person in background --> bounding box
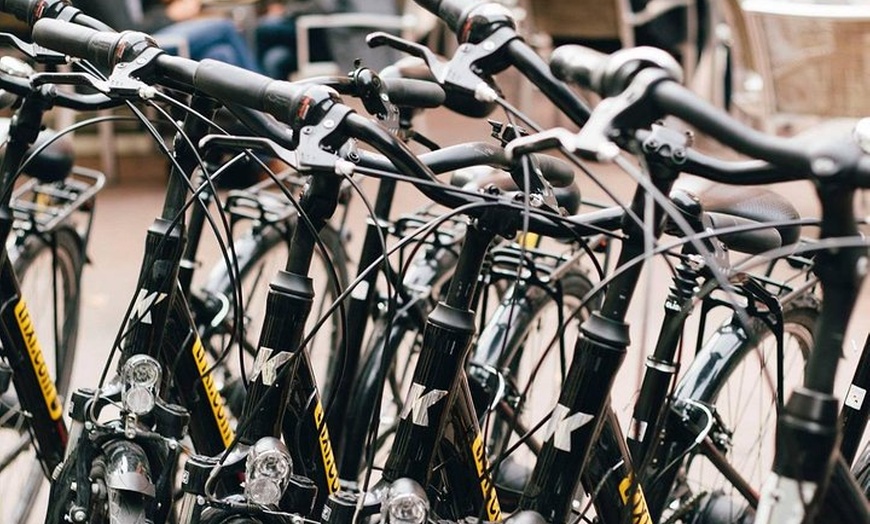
[255,0,331,79]
[74,0,261,72]
[255,0,402,80]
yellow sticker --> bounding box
[471,433,502,522]
[191,338,234,447]
[618,475,653,524]
[314,401,340,493]
[15,299,63,420]
[517,232,541,249]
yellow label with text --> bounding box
[314,401,340,493]
[618,475,653,524]
[471,433,502,522]
[191,338,234,447]
[517,232,541,249]
[15,299,63,420]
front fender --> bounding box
[103,440,156,497]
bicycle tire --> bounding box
[658,292,820,523]
[199,220,349,414]
[479,268,595,512]
[1,225,84,524]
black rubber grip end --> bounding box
[32,18,116,68]
[549,44,608,92]
[383,78,445,108]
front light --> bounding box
[121,354,162,415]
[245,437,292,506]
[383,478,429,524]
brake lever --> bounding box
[0,32,66,64]
[200,104,355,173]
[199,134,300,170]
[367,31,447,79]
[30,71,111,93]
[368,28,513,102]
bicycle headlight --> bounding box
[382,478,429,524]
[121,354,162,416]
[245,437,292,506]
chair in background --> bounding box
[718,0,870,135]
[526,0,700,81]
[292,0,437,79]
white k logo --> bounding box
[400,383,448,427]
[544,404,593,452]
[251,347,294,385]
[130,289,168,325]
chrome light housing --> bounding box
[121,354,162,416]
[245,437,292,506]
[382,478,429,524]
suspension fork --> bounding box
[382,221,498,513]
[227,169,343,513]
[519,164,677,524]
[123,95,217,366]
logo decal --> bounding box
[250,347,294,386]
[400,383,448,427]
[543,404,593,452]
[471,433,502,521]
[130,289,167,325]
[314,401,340,493]
[618,475,653,524]
[191,338,234,447]
[15,300,63,420]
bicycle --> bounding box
[0,51,108,522]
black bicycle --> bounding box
[0,51,107,522]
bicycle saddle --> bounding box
[0,117,73,183]
[671,177,801,255]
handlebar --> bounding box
[302,75,446,109]
[29,17,604,239]
[546,43,870,188]
[407,0,592,124]
[0,0,113,31]
[356,142,574,188]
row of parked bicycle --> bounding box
[0,0,867,523]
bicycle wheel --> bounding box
[478,268,595,510]
[199,219,348,414]
[660,293,819,523]
[1,225,83,524]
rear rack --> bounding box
[10,166,105,234]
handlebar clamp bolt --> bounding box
[811,157,838,177]
[71,508,87,522]
[857,256,868,277]
[854,118,870,154]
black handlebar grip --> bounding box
[549,44,608,93]
[0,0,34,24]
[414,0,483,33]
[382,78,445,108]
[32,18,118,69]
[533,154,575,188]
[194,59,274,111]
[193,59,306,123]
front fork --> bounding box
[381,221,500,520]
[756,185,868,523]
[519,166,676,523]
